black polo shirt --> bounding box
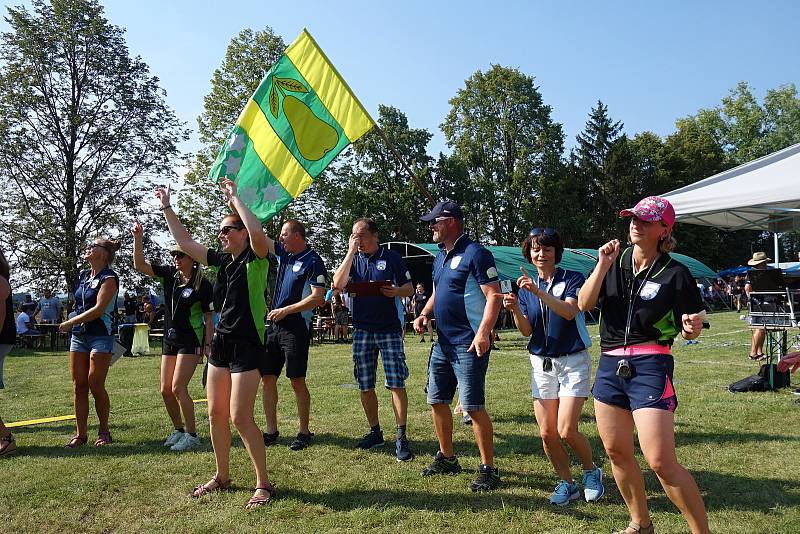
[598,248,704,351]
[152,264,213,346]
[207,247,269,344]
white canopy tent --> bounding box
[661,142,800,265]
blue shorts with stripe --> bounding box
[351,329,408,391]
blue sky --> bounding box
[9,1,800,158]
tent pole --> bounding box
[774,232,780,268]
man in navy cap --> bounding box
[414,201,502,491]
[333,217,416,462]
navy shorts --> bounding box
[426,342,490,412]
[208,332,267,375]
[264,321,311,379]
[592,353,677,412]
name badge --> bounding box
[90,279,99,289]
[182,288,193,298]
[292,261,302,272]
[552,282,566,298]
[640,281,661,300]
[450,256,462,269]
[376,260,387,271]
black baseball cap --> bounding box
[419,201,464,222]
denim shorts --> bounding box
[70,334,115,355]
[592,353,677,412]
[426,342,490,412]
[351,329,408,391]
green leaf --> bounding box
[275,77,308,93]
[269,84,279,118]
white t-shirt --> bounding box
[16,311,32,334]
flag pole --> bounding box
[373,126,437,208]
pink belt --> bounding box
[603,344,671,357]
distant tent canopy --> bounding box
[383,243,718,285]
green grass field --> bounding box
[1,311,799,533]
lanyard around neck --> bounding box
[623,255,660,348]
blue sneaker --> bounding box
[549,479,580,506]
[582,465,605,502]
[395,436,414,462]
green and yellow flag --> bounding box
[209,29,375,221]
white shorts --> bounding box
[530,349,591,400]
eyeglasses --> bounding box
[218,225,244,235]
[529,227,557,237]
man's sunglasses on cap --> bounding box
[530,227,557,237]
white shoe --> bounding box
[171,433,201,451]
[163,429,184,447]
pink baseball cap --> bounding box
[619,196,675,229]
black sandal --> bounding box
[246,483,277,509]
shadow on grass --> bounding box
[644,469,800,513]
[280,486,603,518]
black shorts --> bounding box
[163,338,200,356]
[264,321,311,379]
[208,332,267,374]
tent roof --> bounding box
[661,142,800,232]
[391,243,716,281]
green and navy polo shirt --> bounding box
[598,247,704,351]
[152,264,213,347]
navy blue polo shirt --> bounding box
[272,242,327,329]
[349,246,411,333]
[73,267,119,336]
[517,267,592,356]
[432,234,499,345]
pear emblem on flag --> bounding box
[269,77,339,161]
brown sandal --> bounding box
[613,521,654,534]
[246,483,277,509]
[190,475,232,498]
[94,431,113,447]
[0,433,17,457]
[64,435,88,449]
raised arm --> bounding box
[155,184,210,266]
[219,178,269,258]
[578,239,620,312]
[131,221,156,277]
[332,233,359,290]
[502,291,533,337]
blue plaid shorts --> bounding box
[352,329,408,391]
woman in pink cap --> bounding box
[579,196,709,534]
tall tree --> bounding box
[0,0,187,291]
[179,28,287,246]
[441,65,565,244]
[567,101,630,244]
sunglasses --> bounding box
[428,216,453,227]
[86,243,109,252]
[529,227,557,237]
[218,225,245,235]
